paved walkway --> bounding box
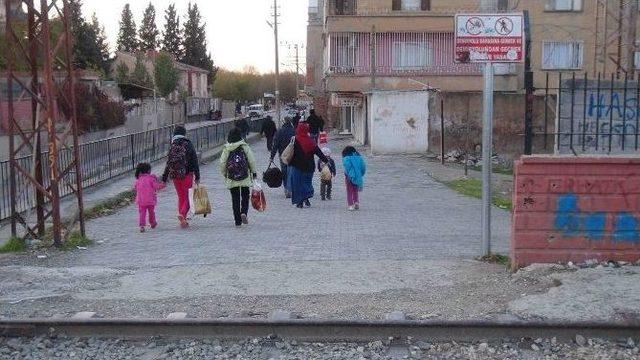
[0,137,518,320]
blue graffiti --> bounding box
[554,193,640,242]
[588,92,638,121]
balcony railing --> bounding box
[327,32,484,76]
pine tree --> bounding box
[182,3,214,80]
[130,55,153,88]
[139,2,159,52]
[91,13,112,76]
[117,4,138,53]
[161,4,183,59]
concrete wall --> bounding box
[428,92,555,160]
[369,90,429,154]
[511,156,640,269]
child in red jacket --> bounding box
[134,163,166,232]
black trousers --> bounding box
[266,135,274,152]
[230,186,250,225]
[320,179,332,199]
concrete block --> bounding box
[166,312,188,319]
[71,312,96,320]
[269,310,292,321]
[385,311,406,321]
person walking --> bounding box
[235,117,250,139]
[219,127,258,227]
[342,146,367,211]
[317,147,336,201]
[306,109,324,143]
[162,126,200,228]
[134,162,165,232]
[270,116,299,198]
[289,122,329,209]
[261,115,277,152]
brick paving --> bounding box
[77,137,510,269]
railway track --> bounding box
[2,318,639,342]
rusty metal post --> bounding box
[5,0,17,237]
[62,0,85,237]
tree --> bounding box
[117,4,138,52]
[130,55,152,88]
[161,4,183,59]
[182,3,214,81]
[139,2,159,51]
[90,13,112,76]
[68,1,111,75]
[154,52,179,97]
[115,62,130,83]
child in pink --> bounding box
[134,163,166,232]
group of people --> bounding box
[132,112,366,231]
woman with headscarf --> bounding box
[288,122,329,208]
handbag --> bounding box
[263,161,283,188]
[280,137,295,165]
[191,184,212,217]
[251,181,267,212]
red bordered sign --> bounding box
[455,13,524,63]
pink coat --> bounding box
[134,174,165,206]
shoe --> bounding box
[354,203,360,210]
[321,196,326,201]
[150,223,157,229]
[296,203,304,209]
[235,223,242,227]
[348,206,356,211]
[327,195,332,200]
[140,227,146,233]
[241,214,249,225]
[177,215,189,229]
[304,199,311,207]
[285,190,292,199]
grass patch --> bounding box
[61,231,92,251]
[469,165,513,175]
[445,178,512,211]
[84,190,135,220]
[477,253,510,266]
[0,237,27,253]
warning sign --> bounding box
[455,14,524,63]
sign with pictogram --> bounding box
[455,13,524,63]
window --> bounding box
[333,0,356,15]
[545,0,582,11]
[635,51,640,70]
[542,42,583,69]
[498,0,509,11]
[392,41,432,70]
[332,34,360,71]
[392,0,430,11]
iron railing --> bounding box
[0,118,264,222]
[531,72,640,155]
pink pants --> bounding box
[138,205,156,227]
[173,173,194,217]
[345,176,359,206]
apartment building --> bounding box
[307,0,639,155]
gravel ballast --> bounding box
[1,335,639,359]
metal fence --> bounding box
[533,72,640,155]
[0,118,263,222]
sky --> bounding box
[81,0,308,74]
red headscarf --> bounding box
[295,122,316,155]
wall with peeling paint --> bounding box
[368,91,430,154]
[511,156,640,270]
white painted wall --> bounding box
[369,91,429,154]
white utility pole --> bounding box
[294,44,300,94]
[272,0,281,124]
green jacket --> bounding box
[219,140,257,189]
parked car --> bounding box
[247,104,265,118]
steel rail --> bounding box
[2,319,639,342]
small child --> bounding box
[342,146,366,211]
[134,162,166,232]
[317,147,337,201]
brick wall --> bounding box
[511,156,640,270]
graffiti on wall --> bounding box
[554,193,640,242]
[558,79,640,154]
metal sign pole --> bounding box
[482,62,494,257]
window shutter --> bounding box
[421,0,430,10]
[497,0,509,11]
[392,0,402,11]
